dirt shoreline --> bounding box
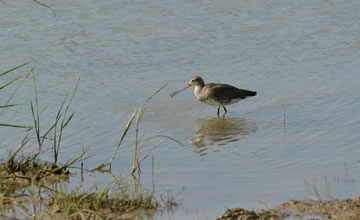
[216,198,360,220]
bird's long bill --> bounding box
[169,83,191,97]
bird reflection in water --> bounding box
[189,117,257,154]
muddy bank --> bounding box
[216,197,360,220]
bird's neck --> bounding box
[194,85,204,98]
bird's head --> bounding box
[188,76,205,87]
[169,76,205,97]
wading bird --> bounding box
[170,76,256,116]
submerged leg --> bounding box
[223,106,227,114]
[217,107,220,117]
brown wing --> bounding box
[205,83,256,104]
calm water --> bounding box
[1,0,360,219]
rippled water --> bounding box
[1,0,360,219]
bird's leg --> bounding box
[217,107,220,117]
[223,106,227,114]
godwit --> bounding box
[170,76,256,116]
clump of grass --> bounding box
[0,63,77,192]
[0,149,86,196]
[47,178,158,219]
[0,65,83,188]
[1,134,85,190]
[3,156,68,178]
[2,136,67,183]
[30,71,79,164]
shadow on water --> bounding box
[189,117,257,153]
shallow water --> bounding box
[1,0,360,219]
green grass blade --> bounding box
[95,182,112,211]
[0,76,21,90]
[62,112,75,128]
[53,94,68,163]
[31,72,42,150]
[30,101,41,147]
[0,103,24,108]
[0,62,30,77]
[56,94,68,120]
[41,112,62,140]
[0,123,33,128]
[108,109,136,166]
